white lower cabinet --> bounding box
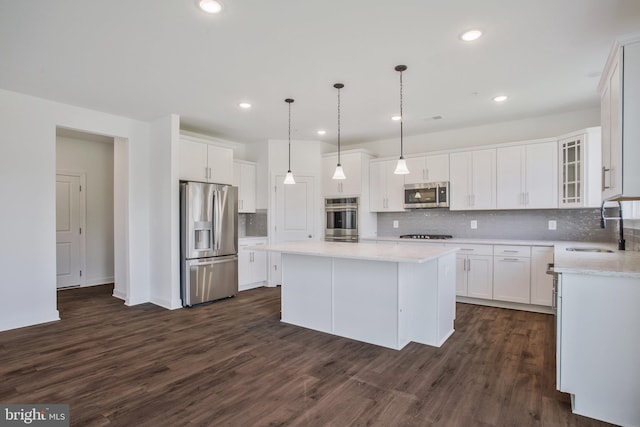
[238,238,267,291]
[530,246,554,306]
[493,245,531,304]
[448,244,493,299]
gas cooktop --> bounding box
[399,234,453,240]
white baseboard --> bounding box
[150,295,183,310]
[112,289,127,300]
[457,296,553,314]
[0,310,60,332]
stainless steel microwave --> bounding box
[403,182,449,208]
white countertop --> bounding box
[250,240,458,264]
[366,236,557,246]
[553,242,640,278]
[363,236,640,278]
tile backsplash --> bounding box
[623,227,640,251]
[239,209,268,237]
[377,208,618,242]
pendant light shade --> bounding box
[394,158,410,175]
[393,65,410,175]
[332,83,346,180]
[283,98,295,185]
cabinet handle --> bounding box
[602,166,611,190]
[501,258,520,262]
[467,259,471,272]
[503,250,519,253]
[460,248,474,251]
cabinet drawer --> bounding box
[446,243,493,256]
[493,245,531,257]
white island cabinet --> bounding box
[252,241,457,350]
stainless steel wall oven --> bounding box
[324,197,358,242]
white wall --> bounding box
[56,135,114,286]
[347,108,600,157]
[148,114,182,309]
[0,88,155,331]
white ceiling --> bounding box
[2,1,640,146]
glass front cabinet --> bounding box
[558,128,602,208]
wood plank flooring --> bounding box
[0,285,612,426]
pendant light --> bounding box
[393,65,410,175]
[332,83,346,180]
[283,98,296,185]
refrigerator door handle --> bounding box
[213,189,221,251]
[189,255,238,267]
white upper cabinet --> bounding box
[322,151,371,197]
[369,159,405,212]
[497,141,558,209]
[599,39,640,200]
[558,128,602,208]
[404,154,450,184]
[233,161,257,213]
[449,149,496,210]
[179,137,234,185]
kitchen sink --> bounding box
[565,247,614,253]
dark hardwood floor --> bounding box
[0,285,612,426]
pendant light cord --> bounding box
[399,68,404,159]
[288,100,292,171]
[337,86,341,164]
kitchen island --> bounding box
[252,241,457,350]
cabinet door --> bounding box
[179,139,208,182]
[526,141,557,208]
[530,246,554,306]
[251,245,268,283]
[324,153,363,196]
[322,154,341,196]
[558,136,584,207]
[449,152,471,210]
[471,149,497,210]
[425,154,449,182]
[369,161,386,211]
[235,162,256,213]
[493,256,531,304]
[339,153,363,196]
[404,157,427,184]
[467,255,493,299]
[207,145,234,185]
[386,161,406,211]
[455,255,468,296]
[238,244,251,288]
[497,146,525,209]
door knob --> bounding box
[308,235,312,238]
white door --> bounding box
[272,174,316,284]
[56,174,84,288]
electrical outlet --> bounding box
[470,220,478,229]
[548,220,557,230]
[393,220,399,229]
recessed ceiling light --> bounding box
[198,0,223,14]
[317,130,326,135]
[493,95,508,102]
[238,102,252,109]
[391,115,402,121]
[460,30,482,42]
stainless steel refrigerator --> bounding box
[180,181,238,307]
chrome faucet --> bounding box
[600,200,625,250]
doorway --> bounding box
[55,128,114,291]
